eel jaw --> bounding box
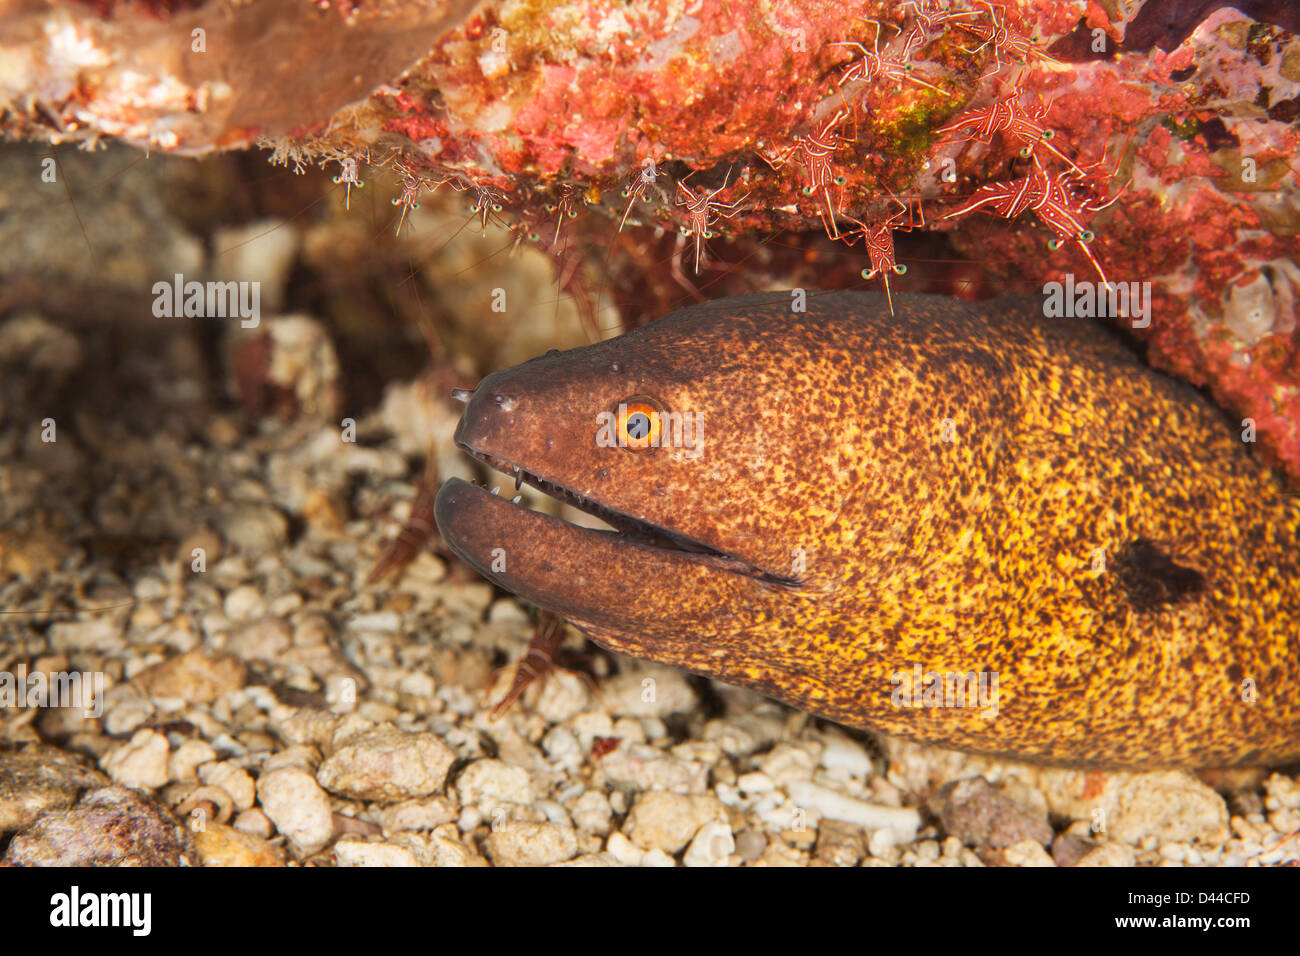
[434,472,798,641]
[449,441,799,586]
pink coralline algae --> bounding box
[1,0,1298,479]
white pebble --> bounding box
[683,820,735,867]
[233,808,275,839]
[317,725,455,802]
[483,821,578,866]
[456,759,535,810]
[223,585,266,622]
[257,767,334,856]
[49,617,125,653]
[167,739,217,783]
[819,734,873,777]
[349,611,401,633]
[1002,839,1056,867]
[568,790,613,836]
[737,772,775,794]
[334,838,420,867]
[103,730,170,790]
[868,827,898,857]
[605,831,644,866]
[1159,842,1188,862]
[200,761,257,811]
[786,780,920,844]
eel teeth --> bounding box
[511,495,522,504]
[450,387,473,404]
[491,486,500,496]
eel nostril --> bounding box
[492,393,517,412]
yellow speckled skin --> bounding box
[436,291,1300,768]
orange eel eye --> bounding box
[615,396,665,452]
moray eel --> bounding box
[434,291,1299,768]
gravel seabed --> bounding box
[2,315,1298,868]
[1,145,1297,867]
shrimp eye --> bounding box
[528,232,541,241]
[1042,129,1055,140]
[544,203,557,213]
[833,175,847,185]
[613,396,665,452]
[491,203,503,212]
[1047,238,1063,250]
[801,186,814,196]
[567,209,579,218]
[1019,146,1033,158]
[893,263,908,275]
[860,267,873,280]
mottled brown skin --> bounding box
[435,291,1300,768]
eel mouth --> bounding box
[453,441,800,588]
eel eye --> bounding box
[614,396,665,452]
